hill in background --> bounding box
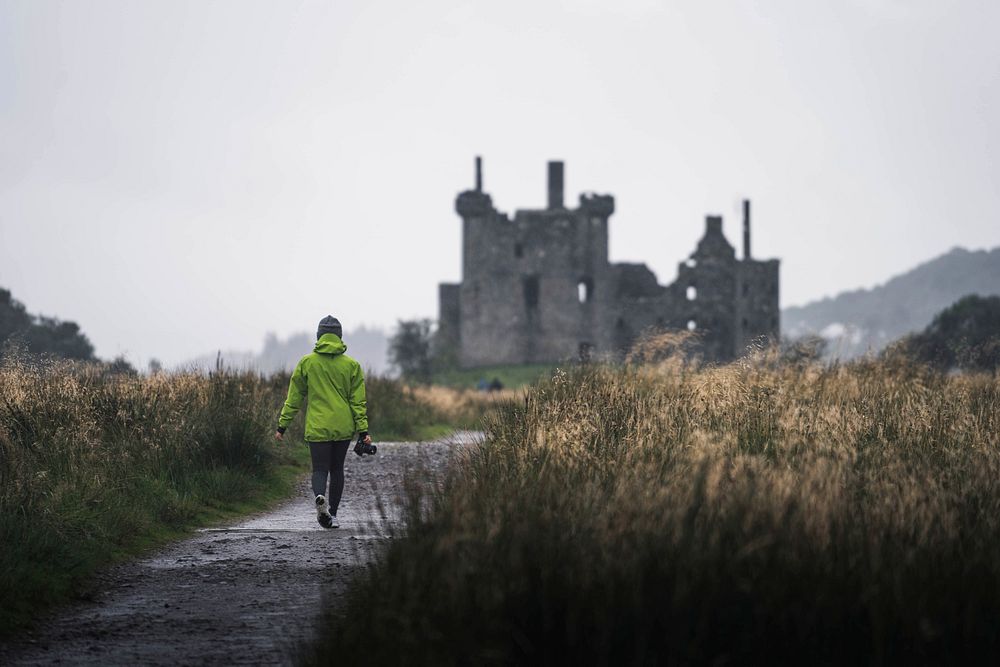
[782,247,1000,358]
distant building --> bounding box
[438,158,780,367]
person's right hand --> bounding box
[274,430,284,441]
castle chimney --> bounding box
[547,161,564,209]
[742,199,751,260]
[475,156,483,192]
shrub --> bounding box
[388,319,434,383]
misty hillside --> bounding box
[180,325,390,376]
[782,247,1000,358]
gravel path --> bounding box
[1,434,477,666]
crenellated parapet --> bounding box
[579,193,615,218]
[455,190,494,218]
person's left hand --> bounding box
[274,430,284,441]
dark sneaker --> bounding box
[315,495,334,529]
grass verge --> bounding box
[303,352,1000,665]
[0,359,310,636]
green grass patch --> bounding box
[394,422,455,442]
[0,455,307,633]
[430,363,558,389]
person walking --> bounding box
[275,316,371,529]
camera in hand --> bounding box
[354,437,377,457]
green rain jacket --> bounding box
[277,334,368,441]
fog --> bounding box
[1,0,998,367]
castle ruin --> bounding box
[438,158,780,367]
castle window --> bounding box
[687,320,697,332]
[742,318,749,330]
[514,243,523,259]
[578,277,593,304]
[686,286,697,301]
[743,283,749,297]
[524,275,540,310]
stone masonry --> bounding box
[438,158,780,367]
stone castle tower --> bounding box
[438,158,779,367]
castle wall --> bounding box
[458,211,523,366]
[458,199,614,367]
[670,216,739,361]
[437,283,460,341]
[736,259,781,354]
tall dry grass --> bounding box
[306,342,1000,665]
[409,384,518,431]
[0,355,291,634]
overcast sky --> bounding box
[1,0,998,367]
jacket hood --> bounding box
[314,333,347,356]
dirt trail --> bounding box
[2,434,476,666]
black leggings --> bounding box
[308,440,350,515]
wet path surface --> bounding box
[2,435,476,666]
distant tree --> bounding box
[106,355,138,376]
[0,288,95,361]
[23,316,95,360]
[430,321,459,373]
[0,289,32,341]
[388,319,434,383]
[891,294,1000,372]
[148,358,163,374]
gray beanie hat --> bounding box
[317,315,343,340]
